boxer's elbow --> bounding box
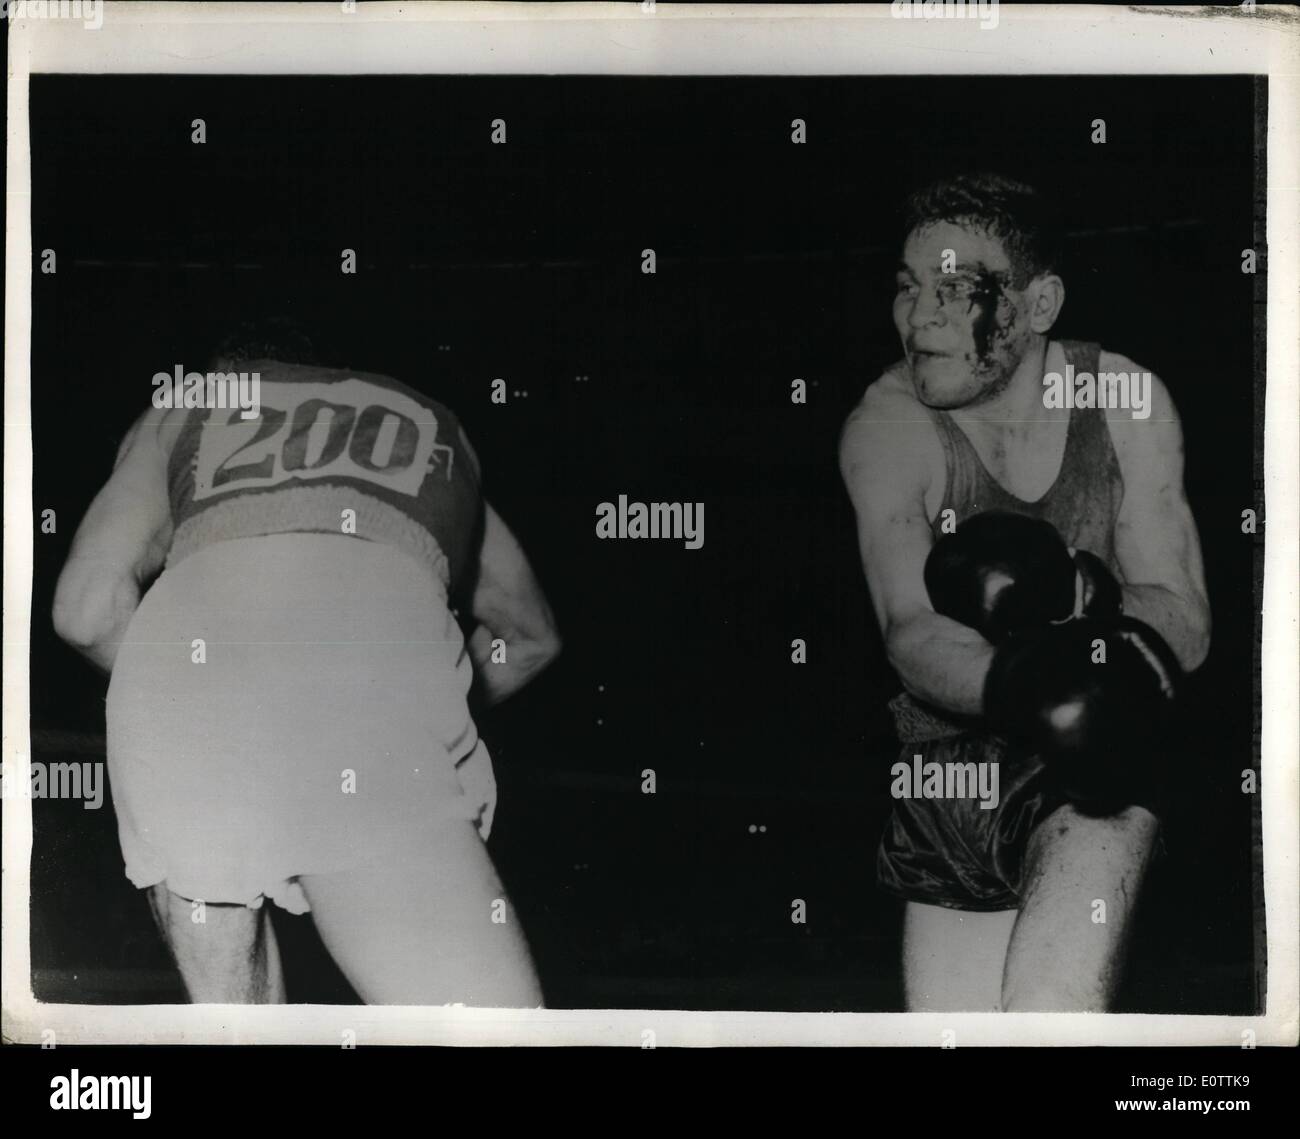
[544,628,563,664]
[524,627,563,679]
[52,561,132,652]
[883,616,931,698]
[521,599,563,675]
[884,610,992,717]
[1160,584,1211,673]
[52,588,104,651]
[1179,606,1211,673]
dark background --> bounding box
[27,74,1262,1011]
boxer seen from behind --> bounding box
[54,322,561,1005]
[839,173,1210,1010]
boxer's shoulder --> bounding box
[114,406,180,469]
[843,364,936,440]
[1094,346,1177,435]
[1097,345,1145,370]
[840,364,943,485]
[848,361,919,416]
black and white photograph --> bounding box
[3,1,1297,1089]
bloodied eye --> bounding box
[936,278,978,306]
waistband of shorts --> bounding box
[167,484,452,586]
[888,692,985,743]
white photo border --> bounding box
[5,2,1297,1047]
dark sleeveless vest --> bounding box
[165,361,482,590]
[891,340,1125,742]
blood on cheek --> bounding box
[966,271,1015,364]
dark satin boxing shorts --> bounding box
[876,732,1070,912]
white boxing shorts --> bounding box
[105,532,495,914]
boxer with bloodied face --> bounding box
[839,174,1210,1010]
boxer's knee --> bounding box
[1022,802,1159,895]
[1003,804,1160,1011]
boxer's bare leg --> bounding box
[299,822,543,1007]
[902,902,1015,1011]
[1000,804,1159,1011]
[148,884,285,1004]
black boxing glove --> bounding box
[984,616,1180,815]
[925,510,1121,642]
[1071,547,1123,622]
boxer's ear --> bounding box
[1028,274,1065,333]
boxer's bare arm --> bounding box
[53,412,174,673]
[1102,357,1211,671]
[839,382,994,716]
[455,426,561,704]
[466,503,562,706]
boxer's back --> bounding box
[164,361,482,589]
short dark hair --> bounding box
[901,172,1064,286]
[205,316,320,370]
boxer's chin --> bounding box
[910,357,978,409]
